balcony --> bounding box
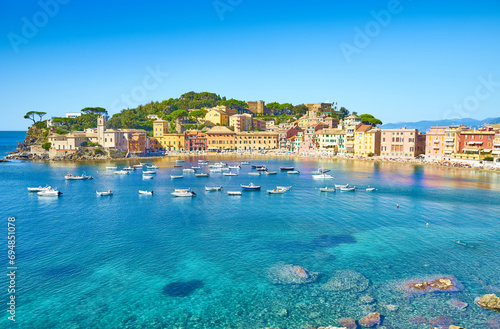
[444,149,453,154]
[493,149,500,155]
[494,142,500,147]
[444,138,454,142]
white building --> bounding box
[66,112,82,118]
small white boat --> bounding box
[133,164,144,168]
[176,159,185,163]
[210,168,222,173]
[319,187,336,192]
[106,166,117,170]
[228,191,242,196]
[223,172,237,176]
[27,185,52,192]
[198,159,209,163]
[170,175,184,179]
[143,175,154,179]
[340,186,356,192]
[312,168,331,174]
[143,170,156,174]
[65,173,93,180]
[191,166,201,170]
[174,188,191,193]
[205,186,222,191]
[172,191,196,197]
[183,168,195,173]
[195,173,210,177]
[335,184,349,188]
[267,189,285,194]
[276,186,292,191]
[221,167,230,171]
[256,167,268,172]
[312,173,334,179]
[96,190,113,196]
[366,187,376,191]
[123,167,135,171]
[241,183,261,190]
[240,162,250,165]
[37,189,62,197]
[248,172,261,176]
[114,170,130,175]
[287,171,300,175]
[147,165,159,169]
[139,190,154,195]
[265,171,277,175]
[228,165,241,169]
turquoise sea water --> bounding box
[0,132,499,328]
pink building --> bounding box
[380,128,426,158]
[425,126,448,160]
[296,124,324,153]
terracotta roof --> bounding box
[356,124,373,133]
[206,126,235,134]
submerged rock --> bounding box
[267,263,319,285]
[358,312,381,327]
[477,294,500,312]
[321,270,370,292]
[448,299,468,310]
[162,280,204,297]
[400,276,462,293]
[338,317,357,329]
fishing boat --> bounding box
[96,190,113,196]
[227,191,242,196]
[142,175,154,179]
[174,188,191,192]
[228,165,241,169]
[123,166,135,171]
[267,189,285,194]
[139,190,154,195]
[366,187,376,191]
[280,166,294,171]
[248,172,261,176]
[276,186,292,191]
[170,175,184,179]
[223,172,238,176]
[287,171,300,174]
[183,168,195,173]
[240,161,250,165]
[319,187,336,192]
[256,167,268,172]
[114,170,130,175]
[27,185,52,192]
[143,170,156,174]
[266,171,277,175]
[65,173,93,180]
[335,184,349,188]
[241,183,261,190]
[105,166,117,170]
[340,186,356,192]
[205,186,222,192]
[312,173,334,179]
[176,160,185,163]
[172,191,196,197]
[147,165,159,169]
[195,173,210,177]
[37,189,62,197]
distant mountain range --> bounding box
[381,117,500,132]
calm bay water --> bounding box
[0,132,499,328]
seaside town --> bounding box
[11,99,500,171]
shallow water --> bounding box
[1,138,499,328]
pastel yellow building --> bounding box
[206,126,236,151]
[161,134,185,151]
[354,125,381,156]
[235,132,279,150]
[205,109,229,126]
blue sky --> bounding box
[1,0,499,130]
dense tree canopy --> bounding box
[359,114,383,126]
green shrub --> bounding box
[42,142,51,151]
[483,156,494,162]
[367,152,374,157]
[94,148,104,155]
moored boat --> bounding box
[227,191,242,195]
[170,175,184,179]
[143,175,154,179]
[256,167,268,172]
[335,184,349,188]
[191,166,201,170]
[265,171,277,175]
[143,170,156,174]
[65,173,93,180]
[106,166,117,170]
[312,173,334,179]
[147,165,159,169]
[183,168,195,173]
[133,164,144,168]
[37,189,62,197]
[276,186,292,191]
[287,171,300,174]
[280,166,294,171]
[174,188,191,192]
[223,172,237,176]
[240,161,250,165]
[205,186,222,191]
[228,165,241,169]
[123,166,135,171]
[340,186,356,192]
[267,189,285,194]
[248,172,261,176]
[319,187,336,192]
[96,190,113,196]
[241,183,261,190]
[27,185,52,192]
[366,187,376,191]
[139,190,154,195]
[172,191,196,197]
[195,173,210,177]
[114,170,130,175]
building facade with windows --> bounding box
[380,128,426,158]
